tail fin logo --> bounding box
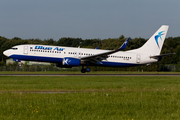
[155,31,164,48]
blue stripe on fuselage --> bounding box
[9,55,63,63]
[101,61,137,67]
[9,54,137,67]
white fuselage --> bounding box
[3,44,157,67]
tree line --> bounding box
[0,35,180,71]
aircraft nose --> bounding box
[3,50,10,57]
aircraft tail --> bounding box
[129,25,169,55]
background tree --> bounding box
[0,35,180,71]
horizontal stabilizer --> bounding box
[150,53,175,59]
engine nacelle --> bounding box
[62,57,80,66]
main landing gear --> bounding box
[81,66,91,73]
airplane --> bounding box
[3,25,174,73]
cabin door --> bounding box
[24,46,28,54]
[136,54,141,63]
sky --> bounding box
[0,0,179,40]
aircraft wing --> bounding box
[81,38,130,64]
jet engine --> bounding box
[62,57,80,66]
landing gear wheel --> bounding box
[86,67,91,72]
[81,68,86,73]
[81,66,91,73]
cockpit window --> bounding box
[11,48,18,50]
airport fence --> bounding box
[0,64,180,72]
[161,65,180,72]
[0,66,81,72]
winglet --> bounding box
[119,38,130,50]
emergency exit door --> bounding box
[24,46,28,54]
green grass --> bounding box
[0,76,180,119]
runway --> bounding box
[1,74,180,76]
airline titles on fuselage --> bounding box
[33,46,65,51]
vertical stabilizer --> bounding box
[129,25,169,55]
